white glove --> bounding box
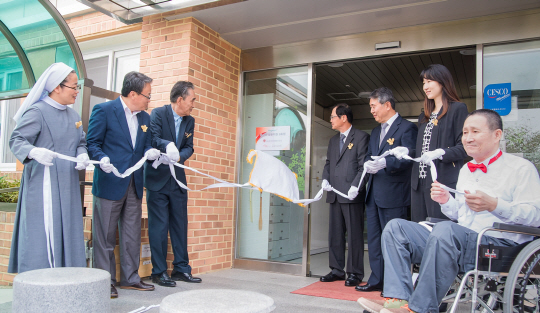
[364,160,378,174]
[99,157,115,174]
[145,148,161,161]
[75,153,90,170]
[166,142,180,163]
[392,146,409,160]
[347,186,359,200]
[322,179,332,192]
[28,147,55,166]
[365,158,386,174]
[420,148,445,164]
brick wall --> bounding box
[0,13,240,280]
[140,16,240,274]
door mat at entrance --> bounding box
[291,281,383,302]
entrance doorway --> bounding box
[309,47,477,277]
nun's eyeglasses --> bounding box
[60,83,81,91]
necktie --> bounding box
[175,116,182,144]
[379,123,388,147]
[340,133,346,152]
[467,150,502,173]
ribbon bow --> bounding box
[467,162,487,173]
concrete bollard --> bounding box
[13,267,110,313]
[160,289,275,313]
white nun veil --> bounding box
[13,62,74,123]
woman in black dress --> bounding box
[411,64,469,222]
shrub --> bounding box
[0,175,20,203]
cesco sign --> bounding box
[484,83,511,116]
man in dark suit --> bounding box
[321,103,369,287]
[87,72,161,298]
[144,81,201,287]
[355,87,418,293]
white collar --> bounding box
[341,125,352,138]
[43,96,67,111]
[120,97,140,115]
[472,149,502,166]
[384,112,399,129]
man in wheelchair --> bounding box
[358,109,540,313]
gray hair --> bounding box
[370,87,396,110]
[121,71,153,97]
[170,81,195,103]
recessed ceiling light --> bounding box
[358,92,371,98]
[327,62,344,68]
[459,49,476,55]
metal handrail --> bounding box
[0,187,19,194]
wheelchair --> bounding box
[425,218,540,313]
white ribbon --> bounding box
[40,147,463,266]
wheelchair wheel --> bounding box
[503,238,540,313]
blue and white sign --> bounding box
[484,83,511,116]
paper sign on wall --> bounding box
[484,83,511,116]
[255,126,290,151]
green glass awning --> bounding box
[0,0,86,100]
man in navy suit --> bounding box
[144,81,201,287]
[87,72,161,298]
[356,87,418,293]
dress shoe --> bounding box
[111,284,118,298]
[151,272,176,287]
[319,271,345,282]
[171,270,202,283]
[345,273,361,286]
[119,281,155,291]
[355,283,383,292]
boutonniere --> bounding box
[432,119,438,126]
[75,121,82,129]
[141,125,148,132]
[387,138,395,145]
[185,132,192,138]
[348,143,354,150]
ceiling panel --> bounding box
[315,49,477,109]
[164,0,540,49]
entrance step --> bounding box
[160,289,275,313]
[13,267,110,313]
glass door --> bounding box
[484,40,540,174]
[235,66,309,270]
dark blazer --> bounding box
[87,97,152,201]
[322,127,370,204]
[411,102,469,190]
[144,105,194,192]
[365,115,418,208]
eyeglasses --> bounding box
[330,115,340,120]
[60,83,81,91]
[138,92,151,100]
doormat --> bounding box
[291,281,383,302]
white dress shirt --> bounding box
[341,125,352,140]
[441,150,540,243]
[120,97,140,148]
[384,112,399,130]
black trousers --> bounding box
[147,177,190,275]
[328,201,364,278]
[411,178,450,222]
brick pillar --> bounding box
[140,16,240,274]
